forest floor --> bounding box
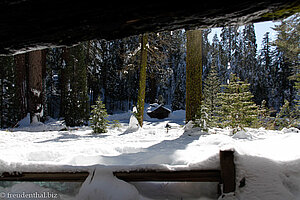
[0,109,300,200]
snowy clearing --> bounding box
[0,110,300,200]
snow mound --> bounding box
[17,113,31,127]
[232,130,253,140]
[125,114,140,133]
[168,109,186,121]
[76,168,142,200]
[14,114,66,132]
[183,121,208,136]
[218,193,237,200]
[282,127,300,134]
[107,111,131,122]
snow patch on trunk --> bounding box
[125,114,140,133]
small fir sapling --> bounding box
[256,99,273,129]
[193,101,210,132]
[275,99,300,129]
[90,97,109,133]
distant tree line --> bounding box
[0,14,298,128]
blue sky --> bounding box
[254,21,280,49]
[208,21,281,50]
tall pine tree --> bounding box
[256,32,272,106]
[217,73,258,131]
[0,56,20,128]
[273,14,299,109]
[203,64,221,126]
[61,45,89,126]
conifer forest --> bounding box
[0,15,299,130]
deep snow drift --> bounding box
[0,110,300,200]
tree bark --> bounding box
[27,50,45,123]
[137,33,148,127]
[186,29,203,122]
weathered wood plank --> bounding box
[113,170,221,182]
[0,172,89,182]
[0,170,221,183]
[220,150,236,193]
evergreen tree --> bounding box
[145,31,172,104]
[46,48,64,119]
[256,99,273,128]
[169,30,186,111]
[202,29,212,79]
[241,24,258,106]
[90,96,108,133]
[14,53,28,120]
[219,26,240,84]
[193,100,210,132]
[61,45,89,126]
[256,32,272,106]
[211,34,221,68]
[0,56,20,128]
[217,73,258,131]
[86,40,103,107]
[273,14,299,110]
[172,79,185,111]
[258,100,268,119]
[203,64,221,126]
[275,99,300,129]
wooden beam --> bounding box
[220,150,236,193]
[0,170,221,183]
[114,170,221,182]
[0,172,89,182]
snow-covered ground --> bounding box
[0,110,300,200]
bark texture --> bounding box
[137,34,148,127]
[27,50,45,122]
[186,30,203,122]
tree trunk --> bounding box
[27,50,45,123]
[137,33,148,127]
[186,29,203,122]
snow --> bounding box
[183,121,208,136]
[0,110,300,199]
[0,182,63,199]
[16,113,31,127]
[13,114,66,132]
[76,167,143,200]
[125,114,140,133]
